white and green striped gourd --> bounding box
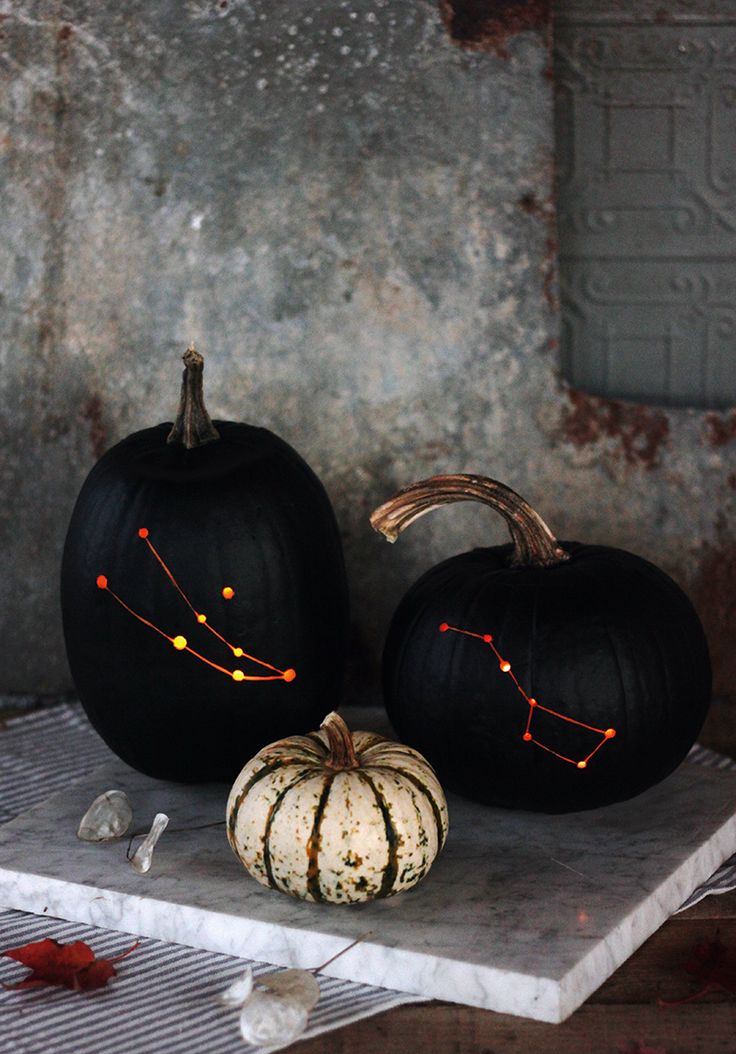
[226,711,449,904]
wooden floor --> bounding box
[298,697,736,1054]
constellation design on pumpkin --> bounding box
[438,622,615,769]
[96,528,296,684]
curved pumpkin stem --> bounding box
[167,345,220,449]
[321,712,360,770]
[369,474,569,568]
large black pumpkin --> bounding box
[371,475,711,813]
[61,347,348,782]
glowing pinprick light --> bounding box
[439,621,616,770]
[97,529,295,685]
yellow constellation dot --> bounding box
[500,661,511,673]
[528,697,537,707]
[232,669,245,682]
[222,586,235,600]
[197,613,207,623]
[577,760,587,769]
[605,728,616,739]
[283,668,296,682]
[233,647,244,658]
[173,635,187,650]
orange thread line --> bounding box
[440,621,616,770]
[198,621,284,674]
[582,736,609,765]
[103,585,288,682]
[442,624,486,641]
[143,533,286,675]
[182,645,286,681]
[143,536,198,617]
[533,701,606,735]
[530,738,579,766]
[104,586,173,643]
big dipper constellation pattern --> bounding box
[96,528,296,684]
[439,622,615,769]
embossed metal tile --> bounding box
[555,2,736,408]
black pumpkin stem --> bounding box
[321,712,361,770]
[166,345,220,449]
[370,474,569,568]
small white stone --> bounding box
[239,990,309,1047]
[219,966,254,1008]
[77,791,132,842]
[256,78,268,90]
[130,813,169,875]
[260,969,320,1011]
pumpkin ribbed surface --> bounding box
[226,717,448,904]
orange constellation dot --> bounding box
[522,732,532,742]
[197,613,207,623]
[577,760,587,769]
[528,697,537,707]
[233,647,244,658]
[96,575,108,589]
[605,728,616,739]
[283,668,296,682]
[138,527,149,539]
[500,660,511,673]
[222,586,235,600]
[483,634,493,643]
[173,635,187,650]
[439,622,449,633]
[232,669,245,682]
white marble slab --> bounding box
[1,709,735,1023]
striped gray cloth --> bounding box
[0,705,426,1054]
[677,742,736,912]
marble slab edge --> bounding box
[0,866,563,1021]
[557,806,736,1020]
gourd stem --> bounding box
[370,474,569,568]
[166,345,220,449]
[321,712,361,771]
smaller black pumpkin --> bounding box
[371,475,711,813]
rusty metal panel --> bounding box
[555,2,736,408]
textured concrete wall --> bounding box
[1,1,734,703]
